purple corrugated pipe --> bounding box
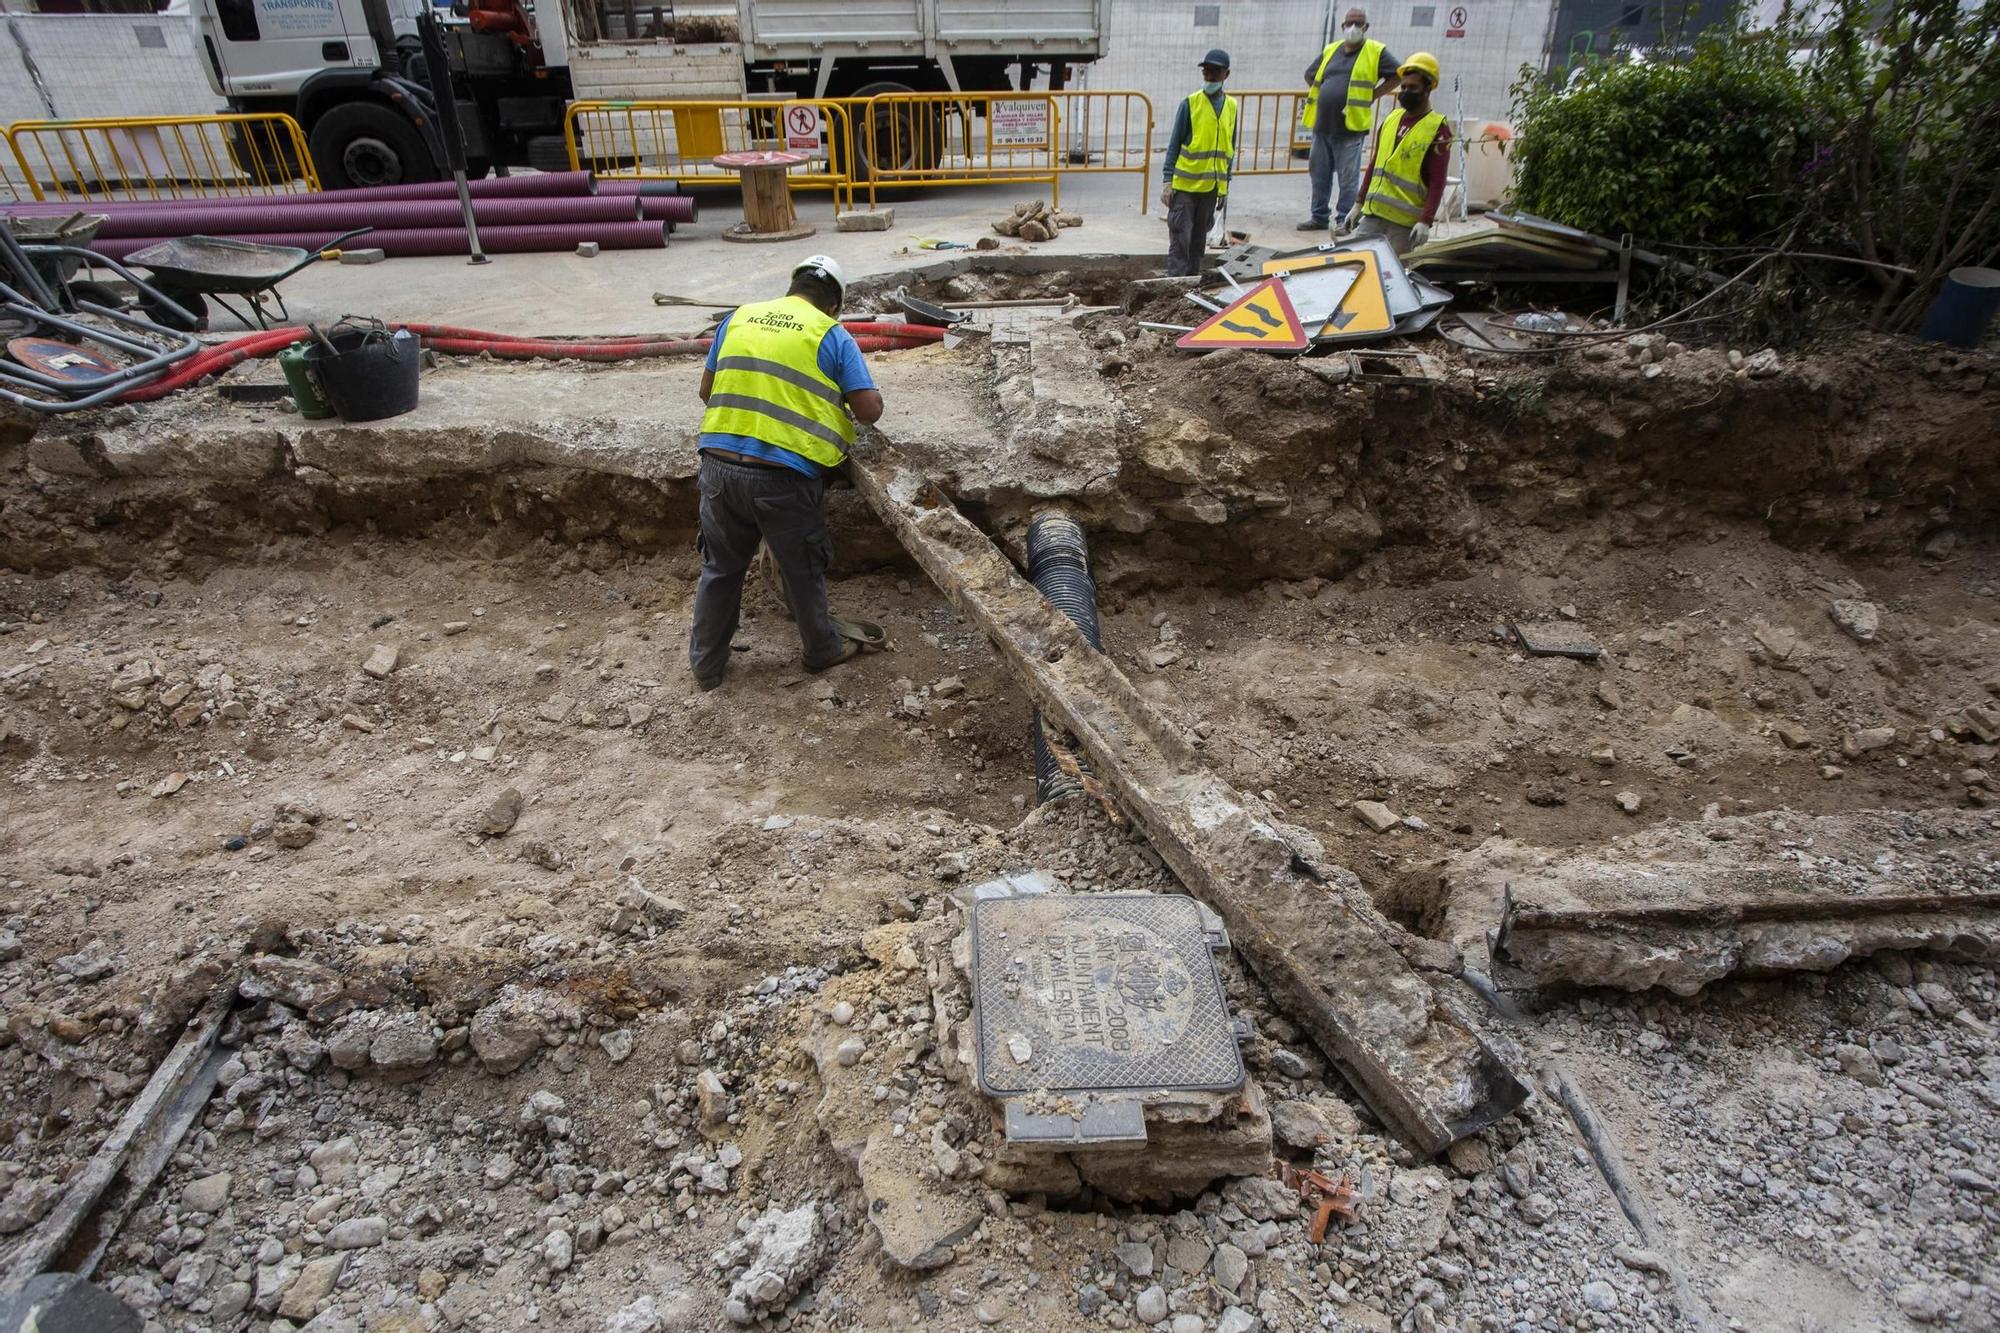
[596,180,684,197]
[89,194,640,239]
[316,171,599,202]
[0,172,601,216]
[636,196,699,224]
[90,221,668,261]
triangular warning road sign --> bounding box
[1176,278,1310,352]
[1311,250,1395,342]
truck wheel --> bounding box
[525,135,574,173]
[849,80,944,179]
[309,101,440,190]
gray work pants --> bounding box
[1308,132,1365,226]
[688,454,842,682]
[1165,188,1218,277]
[1349,212,1415,255]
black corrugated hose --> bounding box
[1027,511,1103,805]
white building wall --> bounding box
[1076,0,1551,135]
[0,13,220,122]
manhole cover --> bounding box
[970,894,1244,1097]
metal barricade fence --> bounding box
[856,91,1059,209]
[565,99,860,210]
[0,128,38,203]
[5,114,319,203]
[1050,90,1155,212]
[1228,91,1314,174]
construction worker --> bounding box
[1343,53,1452,255]
[1298,8,1399,233]
[1160,48,1237,278]
[689,255,883,690]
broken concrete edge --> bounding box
[1499,877,2000,932]
[21,408,699,487]
[1497,908,2000,998]
[848,436,1528,1156]
[1486,811,2000,994]
[4,987,234,1289]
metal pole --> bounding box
[1454,73,1469,222]
[416,11,489,266]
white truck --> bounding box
[192,0,1106,188]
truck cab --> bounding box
[195,0,572,187]
[191,0,1103,189]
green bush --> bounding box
[1510,0,2000,333]
[1509,32,1812,248]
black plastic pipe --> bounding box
[1026,510,1103,805]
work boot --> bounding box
[1298,219,1326,230]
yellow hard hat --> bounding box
[1400,52,1441,86]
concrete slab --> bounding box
[29,339,996,486]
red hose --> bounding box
[421,335,939,360]
[393,321,946,343]
[111,321,944,402]
[118,327,306,402]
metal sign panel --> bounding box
[1312,251,1395,341]
[990,97,1052,148]
[1176,277,1310,351]
[1273,261,1361,328]
[1268,237,1422,317]
[970,894,1244,1097]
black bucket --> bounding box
[304,324,421,422]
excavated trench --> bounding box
[2,265,1998,1331]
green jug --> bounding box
[277,343,334,419]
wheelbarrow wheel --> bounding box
[139,287,207,333]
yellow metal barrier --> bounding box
[1050,90,1155,212]
[5,113,318,203]
[1227,91,1315,175]
[0,128,40,203]
[560,90,1158,217]
[565,98,860,210]
[857,91,1060,209]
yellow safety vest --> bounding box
[1171,90,1237,197]
[1362,106,1445,227]
[1300,38,1384,134]
[698,295,855,469]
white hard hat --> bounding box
[792,253,846,297]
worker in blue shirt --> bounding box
[690,255,882,690]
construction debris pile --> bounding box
[1164,236,1451,354]
[992,200,1085,243]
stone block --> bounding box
[835,208,894,232]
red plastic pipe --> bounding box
[112,321,941,401]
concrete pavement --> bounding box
[254,171,1470,334]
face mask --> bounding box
[1399,87,1425,110]
[1343,24,1364,42]
[1202,80,1224,94]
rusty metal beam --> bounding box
[850,442,1527,1155]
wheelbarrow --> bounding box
[123,226,374,331]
